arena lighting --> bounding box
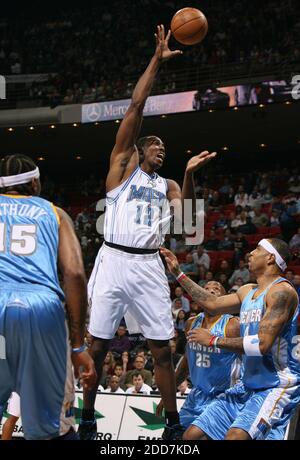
[259,144,267,148]
[75,155,82,160]
[208,109,214,113]
[285,101,292,105]
[29,126,34,130]
[72,123,78,127]
[186,149,192,154]
[94,122,99,126]
[221,146,229,151]
[115,120,120,124]
[259,104,265,108]
[37,156,45,161]
[50,125,56,129]
[233,106,239,111]
[161,115,167,118]
[7,128,14,132]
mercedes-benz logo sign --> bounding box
[85,103,102,122]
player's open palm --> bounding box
[155,24,183,62]
[186,151,217,174]
[160,247,180,275]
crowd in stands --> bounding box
[44,163,300,395]
[1,0,299,106]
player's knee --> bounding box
[148,340,171,367]
[225,428,250,440]
[182,426,206,441]
[90,338,110,361]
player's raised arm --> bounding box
[107,25,182,192]
[160,247,246,315]
[56,207,96,390]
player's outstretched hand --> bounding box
[72,350,97,391]
[185,151,217,174]
[155,24,183,62]
[187,328,212,347]
[159,247,181,276]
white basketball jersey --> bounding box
[104,166,171,249]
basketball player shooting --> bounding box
[78,25,216,440]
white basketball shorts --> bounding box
[88,244,174,340]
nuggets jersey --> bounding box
[240,277,300,390]
[104,166,170,249]
[186,313,241,396]
[0,194,64,300]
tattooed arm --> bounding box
[188,283,298,355]
[258,282,298,355]
[160,247,251,315]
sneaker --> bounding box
[161,424,185,440]
[77,420,97,440]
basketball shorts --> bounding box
[195,382,300,440]
[88,243,174,340]
[0,285,75,440]
[179,387,217,429]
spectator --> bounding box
[233,231,249,257]
[104,375,125,394]
[215,260,233,281]
[234,187,249,208]
[219,273,230,292]
[172,298,183,319]
[270,209,281,227]
[229,259,250,286]
[289,228,300,251]
[172,286,190,313]
[179,253,198,279]
[192,246,210,271]
[285,270,295,284]
[237,216,257,234]
[229,276,245,293]
[204,230,219,251]
[124,356,153,389]
[175,309,189,331]
[109,325,131,356]
[251,207,269,227]
[198,271,214,288]
[215,212,228,230]
[170,339,182,369]
[218,228,235,250]
[125,371,152,395]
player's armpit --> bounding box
[258,283,298,355]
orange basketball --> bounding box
[171,7,208,45]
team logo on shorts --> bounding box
[257,418,271,437]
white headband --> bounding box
[258,239,287,272]
[0,167,40,188]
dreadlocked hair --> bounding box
[0,154,37,195]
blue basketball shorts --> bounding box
[195,382,300,440]
[0,285,75,440]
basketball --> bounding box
[171,7,208,45]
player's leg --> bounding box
[182,425,210,440]
[1,415,19,440]
[147,339,183,439]
[225,428,251,440]
[1,392,20,440]
[10,290,75,440]
[79,246,129,439]
[78,336,110,440]
[230,385,300,440]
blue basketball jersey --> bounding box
[0,194,64,300]
[186,313,241,396]
[240,277,300,390]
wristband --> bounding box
[176,272,186,282]
[243,335,262,356]
[72,345,86,354]
[208,335,220,349]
